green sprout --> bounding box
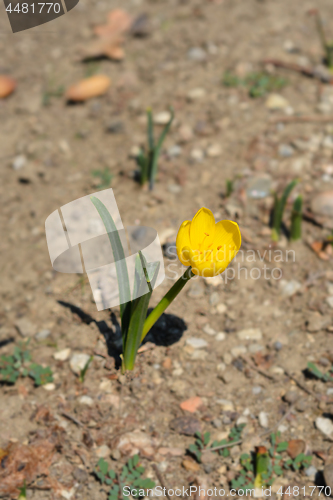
[95,455,155,500]
[0,341,53,386]
[79,355,94,383]
[188,424,246,463]
[271,179,298,241]
[136,107,174,190]
[290,195,303,241]
[92,168,113,189]
[222,71,287,98]
[312,10,333,70]
[42,79,64,107]
[307,362,333,382]
[226,179,234,197]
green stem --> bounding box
[141,266,194,342]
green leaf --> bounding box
[98,458,109,476]
[273,179,298,238]
[307,362,324,379]
[276,441,289,452]
[90,196,131,320]
[203,432,210,446]
[149,106,174,190]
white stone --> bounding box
[154,111,172,125]
[69,353,91,375]
[230,345,247,357]
[79,395,94,406]
[187,88,206,101]
[43,383,56,391]
[216,399,234,411]
[326,296,333,308]
[12,155,27,170]
[54,348,71,361]
[216,303,227,314]
[206,143,222,158]
[316,417,333,436]
[95,445,111,458]
[279,279,302,297]
[186,337,208,349]
[203,324,216,335]
[237,328,262,341]
[216,332,226,341]
[265,93,290,110]
[259,411,269,428]
[190,148,204,162]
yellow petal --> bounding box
[190,207,215,250]
[190,258,216,277]
[213,220,241,273]
[176,220,191,265]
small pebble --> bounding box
[185,337,208,349]
[278,144,294,157]
[305,465,317,480]
[216,399,234,411]
[69,353,91,375]
[279,279,302,297]
[187,47,207,61]
[284,390,299,404]
[230,345,247,357]
[43,383,56,391]
[167,145,182,158]
[202,324,216,335]
[216,303,227,314]
[187,88,206,101]
[212,418,222,428]
[209,292,219,306]
[323,463,333,491]
[35,329,51,340]
[248,343,264,353]
[252,386,262,395]
[316,417,333,437]
[15,318,36,337]
[154,111,172,125]
[95,445,111,458]
[259,411,269,428]
[12,155,27,170]
[206,143,222,158]
[54,348,71,361]
[326,296,333,309]
[265,93,290,110]
[79,395,94,406]
[167,184,182,194]
[237,328,262,341]
[216,332,226,341]
[190,148,204,162]
[274,341,283,351]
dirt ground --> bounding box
[1,0,333,498]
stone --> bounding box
[246,176,272,199]
[295,398,308,412]
[248,343,264,353]
[230,345,247,357]
[265,93,290,110]
[105,120,124,134]
[187,88,206,101]
[278,144,294,157]
[216,303,227,314]
[42,383,56,391]
[283,390,299,404]
[154,111,172,125]
[274,341,283,351]
[15,318,36,337]
[187,281,205,298]
[252,386,262,395]
[306,314,331,332]
[69,353,91,375]
[180,396,203,413]
[167,184,182,194]
[54,348,71,361]
[323,463,333,490]
[237,328,262,341]
[279,279,302,297]
[95,445,111,458]
[169,416,202,436]
[12,154,27,170]
[35,329,51,340]
[209,292,219,306]
[202,324,216,336]
[206,143,222,158]
[187,47,207,61]
[182,458,200,472]
[115,431,156,458]
[186,337,208,349]
[326,296,333,309]
[305,465,317,480]
[167,145,182,157]
[79,395,94,406]
[259,411,269,428]
[216,399,234,411]
[216,332,226,341]
[178,124,193,143]
[311,191,333,218]
[190,148,204,162]
[316,417,333,437]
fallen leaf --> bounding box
[287,439,306,459]
[93,9,132,38]
[0,75,16,99]
[180,396,203,413]
[66,75,111,102]
[253,352,273,370]
[169,416,202,435]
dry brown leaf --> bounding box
[93,9,132,38]
[66,75,111,102]
[310,240,331,260]
[0,75,16,99]
[82,36,125,61]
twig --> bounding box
[203,439,243,453]
[61,411,85,427]
[152,464,173,500]
[240,355,277,382]
[269,115,333,124]
[262,58,333,83]
[284,369,322,402]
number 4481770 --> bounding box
[276,486,331,496]
[6,3,61,13]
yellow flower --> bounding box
[176,207,241,277]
